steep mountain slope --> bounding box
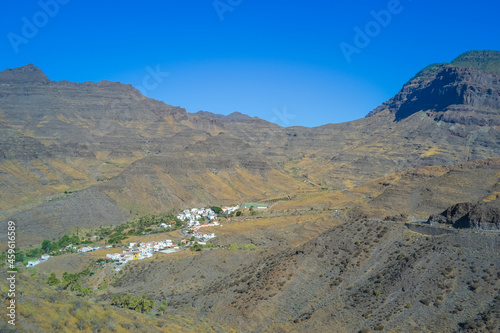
[0,267,230,332]
[367,51,500,124]
[0,65,302,244]
[0,65,174,212]
[1,51,499,246]
[199,52,500,189]
[354,158,500,220]
[2,51,500,333]
[7,134,310,246]
[104,216,500,333]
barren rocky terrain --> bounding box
[1,50,500,332]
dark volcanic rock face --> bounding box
[427,202,475,225]
[428,200,500,230]
[467,201,500,230]
[368,65,500,126]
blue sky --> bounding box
[1,0,499,127]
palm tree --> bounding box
[157,305,165,315]
[144,299,155,313]
[155,300,166,315]
[138,295,148,313]
[130,296,140,311]
[121,294,131,308]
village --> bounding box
[101,205,240,268]
[25,204,255,269]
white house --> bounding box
[222,205,240,213]
[26,260,41,267]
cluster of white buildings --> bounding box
[177,208,217,227]
[177,206,236,241]
[189,221,221,241]
[105,240,178,265]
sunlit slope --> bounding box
[3,133,311,246]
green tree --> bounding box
[144,299,155,313]
[15,250,26,263]
[210,206,223,214]
[158,300,167,315]
[47,272,60,286]
[27,247,43,259]
[236,211,242,216]
[129,296,140,311]
[41,240,52,253]
[120,294,131,308]
[190,244,203,252]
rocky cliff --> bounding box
[428,200,500,230]
[367,51,500,126]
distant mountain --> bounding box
[0,64,305,245]
[367,50,500,125]
[0,63,50,84]
[195,111,255,121]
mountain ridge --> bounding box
[5,51,499,129]
[2,51,500,333]
[1,51,499,246]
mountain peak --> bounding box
[0,63,50,84]
[367,50,500,122]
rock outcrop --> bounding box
[428,200,500,230]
